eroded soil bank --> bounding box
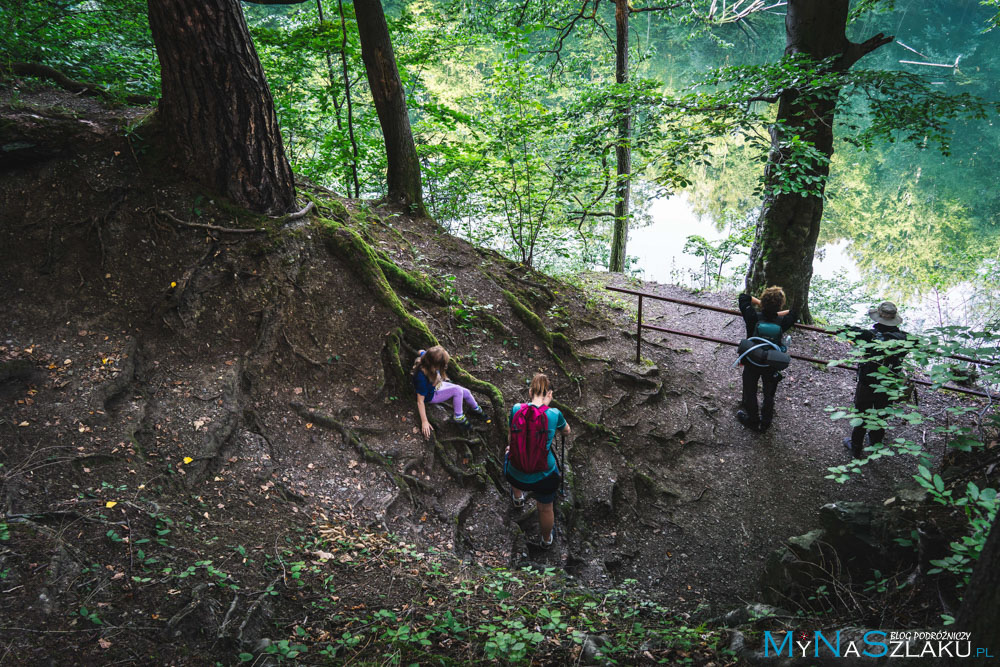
[1,90,986,663]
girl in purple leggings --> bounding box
[412,346,485,439]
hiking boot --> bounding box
[736,410,759,430]
[453,414,472,429]
[843,437,861,459]
[470,406,489,422]
[510,488,526,508]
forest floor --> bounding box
[0,88,990,664]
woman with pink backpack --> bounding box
[505,373,570,549]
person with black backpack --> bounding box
[505,374,570,549]
[736,286,798,433]
[842,301,914,459]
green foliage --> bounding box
[0,0,158,98]
[681,210,753,290]
[824,324,999,612]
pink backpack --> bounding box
[509,404,550,473]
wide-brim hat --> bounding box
[868,301,902,326]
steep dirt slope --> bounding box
[1,89,986,663]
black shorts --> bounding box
[505,465,560,504]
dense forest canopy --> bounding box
[3,0,997,322]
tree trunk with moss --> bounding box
[950,516,1000,661]
[147,0,296,215]
[354,0,424,215]
[745,0,891,323]
[607,0,631,273]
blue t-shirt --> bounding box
[506,403,566,483]
[413,369,438,401]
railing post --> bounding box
[636,295,643,364]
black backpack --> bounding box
[736,319,790,371]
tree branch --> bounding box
[839,32,894,70]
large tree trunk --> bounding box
[354,0,424,214]
[745,0,890,322]
[608,0,631,273]
[951,514,1000,663]
[147,0,296,215]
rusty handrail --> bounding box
[605,285,998,367]
[640,323,997,400]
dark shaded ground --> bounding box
[1,88,989,664]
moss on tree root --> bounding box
[551,398,619,443]
[374,251,446,304]
[314,216,506,440]
[501,289,579,374]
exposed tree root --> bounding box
[611,368,660,391]
[505,269,556,301]
[315,216,506,441]
[551,398,620,443]
[158,209,266,234]
[500,289,579,376]
[188,364,245,486]
[379,328,411,398]
[272,200,314,222]
[289,401,418,502]
[430,434,483,488]
[1,61,155,105]
[282,328,326,368]
[374,251,446,304]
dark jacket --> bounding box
[846,324,913,386]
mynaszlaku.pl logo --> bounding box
[763,630,995,659]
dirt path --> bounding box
[565,274,956,607]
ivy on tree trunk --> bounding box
[746,0,891,323]
[147,0,296,215]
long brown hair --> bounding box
[412,345,449,380]
[529,373,551,398]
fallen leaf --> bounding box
[293,387,303,395]
[305,423,314,429]
[105,501,117,509]
[182,456,194,464]
[192,419,205,430]
[170,281,177,288]
[348,460,358,469]
[18,421,29,427]
[98,638,112,650]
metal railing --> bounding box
[605,285,997,400]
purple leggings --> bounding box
[429,381,479,416]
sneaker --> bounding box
[453,414,472,429]
[469,406,488,422]
[540,530,554,550]
[736,410,759,430]
[510,488,526,508]
[758,419,772,433]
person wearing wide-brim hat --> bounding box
[842,301,913,458]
